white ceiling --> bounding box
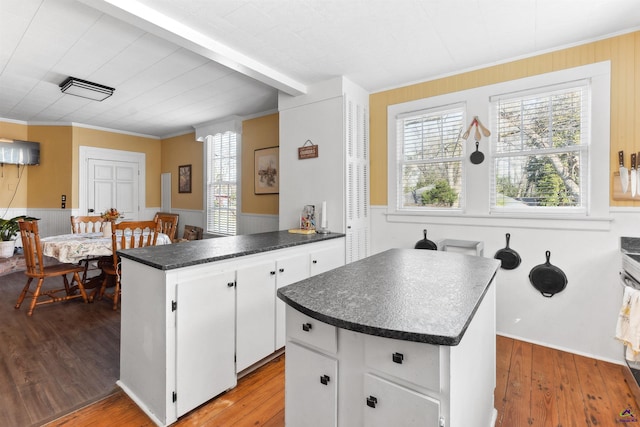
[1,0,639,139]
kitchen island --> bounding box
[115,230,345,426]
[277,248,500,427]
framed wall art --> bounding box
[178,164,192,193]
[254,147,279,194]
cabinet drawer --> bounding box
[364,334,440,391]
[286,307,337,354]
[363,373,440,427]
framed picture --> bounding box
[254,147,279,194]
[178,164,192,193]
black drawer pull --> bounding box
[227,282,235,287]
[320,374,330,385]
[302,323,313,332]
[279,268,284,273]
[270,271,276,275]
[312,260,318,264]
[392,352,404,364]
[366,396,378,408]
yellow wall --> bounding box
[161,132,202,210]
[241,113,279,215]
[71,127,161,209]
[27,126,74,208]
[369,31,640,206]
[0,121,29,209]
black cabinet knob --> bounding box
[302,322,313,332]
[270,271,276,275]
[227,282,234,287]
[366,396,378,408]
[312,260,318,264]
[279,268,284,273]
[320,374,330,385]
[392,352,404,364]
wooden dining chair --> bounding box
[70,215,107,282]
[153,212,179,242]
[16,219,88,316]
[70,215,106,233]
[98,220,160,310]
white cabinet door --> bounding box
[310,243,345,276]
[236,260,277,372]
[275,253,309,349]
[285,342,338,427]
[363,374,440,427]
[176,269,237,417]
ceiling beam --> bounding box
[80,0,307,96]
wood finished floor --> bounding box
[2,267,638,426]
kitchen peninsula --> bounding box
[277,248,500,427]
[115,231,345,426]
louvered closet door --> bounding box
[345,97,370,264]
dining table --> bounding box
[40,231,171,291]
[41,231,171,264]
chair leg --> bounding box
[72,272,88,303]
[96,274,109,302]
[27,278,45,316]
[15,277,33,309]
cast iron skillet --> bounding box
[414,229,437,250]
[529,251,567,297]
[470,141,484,165]
[494,233,521,270]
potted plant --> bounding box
[0,215,38,258]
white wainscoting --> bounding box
[13,208,279,242]
[237,213,279,235]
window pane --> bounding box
[402,110,463,160]
[496,88,584,154]
[492,83,587,213]
[397,105,465,211]
[494,153,581,207]
[206,131,237,235]
[401,161,462,208]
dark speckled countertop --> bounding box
[277,248,500,346]
[117,230,344,270]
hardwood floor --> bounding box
[45,336,638,427]
[0,268,120,427]
[2,266,636,426]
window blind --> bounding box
[206,132,237,235]
[490,81,589,212]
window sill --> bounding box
[383,211,613,231]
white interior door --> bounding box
[87,159,139,220]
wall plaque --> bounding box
[298,140,318,159]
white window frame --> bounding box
[489,81,590,215]
[387,61,611,230]
[205,132,238,236]
[395,103,466,212]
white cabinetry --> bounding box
[275,253,310,349]
[175,268,237,417]
[363,374,440,427]
[285,342,338,427]
[119,237,345,426]
[284,280,496,427]
[236,260,277,372]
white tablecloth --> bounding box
[41,232,171,264]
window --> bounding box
[490,82,589,214]
[396,105,465,210]
[206,131,237,235]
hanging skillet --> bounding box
[494,233,521,270]
[529,251,568,297]
[414,229,437,250]
[470,141,484,165]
